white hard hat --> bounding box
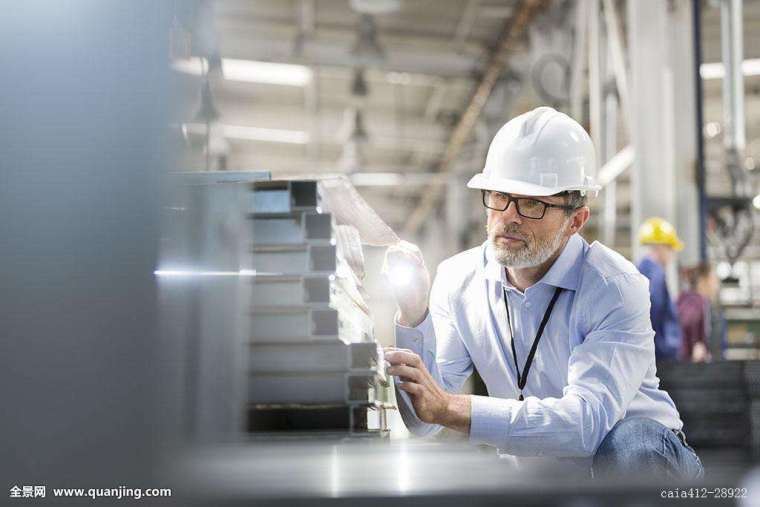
[467,106,600,197]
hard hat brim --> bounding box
[466,173,600,197]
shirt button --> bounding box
[525,302,532,309]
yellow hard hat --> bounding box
[638,217,684,251]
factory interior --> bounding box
[3,0,760,505]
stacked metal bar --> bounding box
[658,360,760,467]
[248,179,390,435]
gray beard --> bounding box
[489,219,571,268]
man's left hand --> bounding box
[385,348,471,433]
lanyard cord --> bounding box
[502,283,563,401]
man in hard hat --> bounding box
[384,107,702,478]
[636,217,684,362]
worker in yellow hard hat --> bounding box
[636,217,684,362]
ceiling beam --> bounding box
[402,0,550,237]
[215,22,484,79]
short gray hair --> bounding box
[563,191,587,215]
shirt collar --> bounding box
[481,233,586,291]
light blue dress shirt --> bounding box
[395,234,682,460]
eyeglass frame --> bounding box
[481,190,579,219]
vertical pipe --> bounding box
[570,1,588,121]
[603,57,618,246]
[589,0,602,161]
[721,0,745,154]
[692,0,707,261]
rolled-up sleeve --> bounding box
[469,272,655,457]
[394,262,474,436]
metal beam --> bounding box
[601,0,631,135]
[569,1,588,121]
[402,0,549,237]
[216,20,483,79]
[597,145,634,187]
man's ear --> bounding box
[569,207,590,234]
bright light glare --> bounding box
[753,194,760,210]
[171,57,312,86]
[387,263,415,288]
[396,441,410,494]
[154,269,256,277]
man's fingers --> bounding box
[387,364,422,383]
[397,240,425,264]
[383,346,414,354]
[397,382,422,396]
[385,242,425,269]
[384,349,422,368]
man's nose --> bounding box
[500,200,522,223]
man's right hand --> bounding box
[383,240,431,328]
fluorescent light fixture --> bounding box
[223,125,309,144]
[350,172,405,186]
[700,58,760,80]
[224,59,312,86]
[172,57,312,86]
[753,194,760,210]
[184,123,309,145]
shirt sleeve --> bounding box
[469,272,655,458]
[394,263,474,436]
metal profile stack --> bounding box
[248,179,391,435]
[658,360,760,467]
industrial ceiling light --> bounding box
[184,123,309,145]
[339,108,369,173]
[193,80,220,124]
[353,110,368,143]
[190,78,228,169]
[351,14,385,66]
[351,68,369,97]
[206,52,223,77]
[339,108,369,145]
[350,0,401,15]
[172,57,313,86]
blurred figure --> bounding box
[677,263,726,362]
[636,217,684,362]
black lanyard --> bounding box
[502,282,563,401]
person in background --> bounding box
[677,263,726,362]
[636,218,683,362]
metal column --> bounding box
[627,0,700,267]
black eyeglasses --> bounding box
[481,190,577,219]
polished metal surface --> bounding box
[166,439,749,506]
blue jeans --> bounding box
[592,417,705,479]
